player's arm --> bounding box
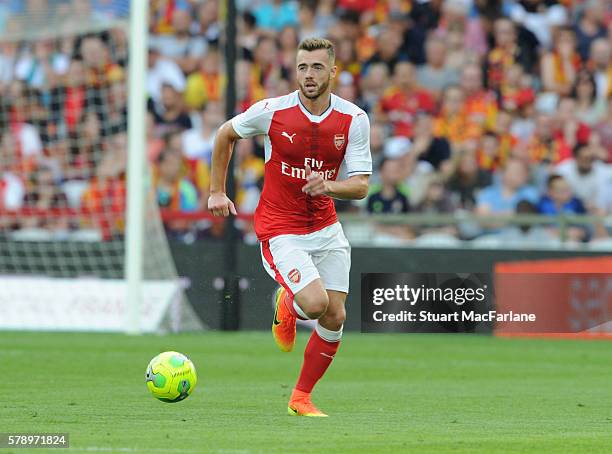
[208,120,240,217]
[302,168,369,200]
[208,99,272,217]
[302,111,372,200]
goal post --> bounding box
[125,0,149,335]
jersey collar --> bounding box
[295,90,335,123]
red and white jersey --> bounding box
[231,90,372,241]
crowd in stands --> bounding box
[0,0,611,245]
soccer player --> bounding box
[208,38,372,417]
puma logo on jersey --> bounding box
[281,131,297,143]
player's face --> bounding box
[296,49,336,100]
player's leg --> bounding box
[289,223,351,416]
[288,290,345,417]
[261,238,324,352]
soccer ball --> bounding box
[145,351,197,403]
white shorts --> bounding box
[260,222,351,296]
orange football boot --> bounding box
[288,389,328,417]
[272,286,296,352]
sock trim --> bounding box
[315,322,343,342]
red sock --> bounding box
[295,330,340,394]
[282,291,306,320]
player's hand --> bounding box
[208,191,237,217]
[302,164,328,197]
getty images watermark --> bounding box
[361,273,536,333]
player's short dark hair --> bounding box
[297,38,335,62]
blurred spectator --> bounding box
[154,147,198,236]
[150,8,208,75]
[416,35,459,98]
[499,64,535,114]
[359,63,389,114]
[434,85,481,147]
[164,131,209,209]
[150,0,191,35]
[364,26,406,74]
[298,1,328,40]
[572,70,606,126]
[80,35,124,86]
[0,158,25,211]
[80,146,126,239]
[555,143,612,213]
[104,79,127,135]
[0,41,19,87]
[524,111,572,165]
[541,26,580,96]
[181,101,223,164]
[15,39,69,89]
[184,46,223,111]
[237,11,259,59]
[415,175,456,214]
[367,157,410,215]
[459,64,498,133]
[368,121,387,181]
[447,148,493,210]
[235,137,264,215]
[485,18,537,93]
[537,174,589,241]
[476,158,538,215]
[278,25,300,82]
[248,36,284,103]
[378,61,435,137]
[414,174,458,237]
[254,0,298,31]
[537,174,587,215]
[107,27,129,68]
[148,83,192,131]
[194,0,220,43]
[146,45,186,104]
[67,110,104,180]
[509,0,568,49]
[444,26,478,72]
[573,0,607,61]
[334,38,361,88]
[588,38,611,100]
[411,111,452,173]
[593,97,612,156]
[476,130,505,172]
[495,109,520,158]
[22,162,69,232]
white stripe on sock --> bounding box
[293,301,310,320]
[315,323,343,342]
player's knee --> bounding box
[324,306,346,330]
[301,293,329,319]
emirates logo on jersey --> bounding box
[334,134,345,150]
[287,268,301,284]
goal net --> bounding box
[0,2,200,332]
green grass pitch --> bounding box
[1,331,611,453]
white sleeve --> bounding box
[344,112,372,176]
[231,100,274,139]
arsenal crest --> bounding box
[334,134,345,150]
[288,268,301,284]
